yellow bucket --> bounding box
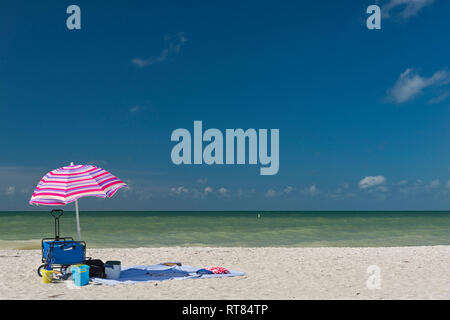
[42,269,54,284]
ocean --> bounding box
[0,211,449,249]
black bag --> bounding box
[83,258,106,278]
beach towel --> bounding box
[90,263,245,286]
[206,267,230,274]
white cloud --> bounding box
[327,183,352,199]
[388,68,450,104]
[376,185,389,192]
[429,179,441,189]
[265,189,277,198]
[301,185,319,195]
[265,186,294,198]
[0,186,17,197]
[204,186,213,194]
[359,176,386,189]
[132,32,187,68]
[169,185,215,198]
[170,186,189,195]
[382,0,435,20]
[428,91,449,104]
[5,186,15,196]
[283,186,293,194]
[336,183,349,193]
[218,187,228,196]
[398,179,424,193]
[398,178,448,194]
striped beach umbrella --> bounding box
[30,163,127,240]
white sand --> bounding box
[0,246,449,300]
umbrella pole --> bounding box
[70,162,82,241]
[75,199,81,241]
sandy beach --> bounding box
[0,246,449,300]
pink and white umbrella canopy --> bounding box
[30,164,127,240]
[29,164,127,205]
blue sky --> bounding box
[0,0,449,210]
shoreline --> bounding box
[2,240,450,250]
[1,246,449,299]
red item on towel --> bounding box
[206,267,230,274]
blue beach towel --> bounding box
[90,264,245,286]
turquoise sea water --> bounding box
[0,211,449,249]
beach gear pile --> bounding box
[38,210,245,286]
[41,254,244,287]
[43,259,245,287]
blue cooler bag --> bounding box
[43,240,85,265]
